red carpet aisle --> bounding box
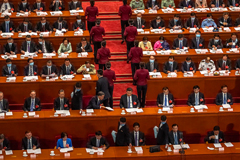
[82,1,122,13]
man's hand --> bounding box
[6,52,10,56]
[228,42,233,45]
[222,4,225,7]
[218,68,222,71]
[38,50,42,53]
[33,146,36,150]
[101,106,106,109]
[176,48,179,50]
[153,69,157,73]
[158,104,162,107]
[193,70,196,74]
[92,147,98,150]
[102,146,107,150]
[82,48,85,52]
[167,71,171,73]
[174,70,177,73]
[209,135,215,140]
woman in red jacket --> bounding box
[97,41,111,70]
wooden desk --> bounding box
[0,52,94,76]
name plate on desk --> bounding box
[173,149,179,153]
[228,108,233,111]
[198,109,203,112]
[219,147,224,151]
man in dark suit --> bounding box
[96,69,110,102]
[2,58,18,76]
[210,0,225,7]
[191,30,205,49]
[216,85,233,105]
[163,56,178,74]
[41,60,58,77]
[157,87,174,107]
[208,34,223,49]
[225,33,240,48]
[179,0,194,8]
[228,0,239,7]
[130,122,145,146]
[186,13,200,29]
[217,55,231,71]
[182,57,196,73]
[157,115,169,145]
[145,55,159,72]
[87,131,110,150]
[187,85,205,106]
[204,126,225,143]
[18,0,31,12]
[60,58,76,76]
[35,17,52,33]
[168,124,183,145]
[52,17,68,32]
[0,16,15,33]
[120,88,140,108]
[32,0,45,12]
[235,14,240,27]
[236,59,240,70]
[49,0,65,11]
[22,130,40,150]
[73,15,86,31]
[76,37,92,52]
[218,12,232,28]
[23,90,41,111]
[3,37,17,55]
[133,13,146,29]
[68,0,82,10]
[116,117,130,146]
[87,91,109,109]
[150,16,165,29]
[169,14,182,29]
[54,89,70,110]
[0,92,9,111]
[37,37,55,53]
[18,18,33,33]
[172,34,188,49]
[24,58,38,76]
[21,35,38,54]
[0,134,10,150]
[146,0,160,9]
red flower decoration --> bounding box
[225,66,229,69]
[70,71,73,74]
[160,46,163,48]
[236,45,238,48]
[66,144,69,148]
[194,25,197,28]
[59,7,62,10]
[34,72,37,75]
[199,43,202,47]
[11,71,14,74]
[227,99,231,102]
[11,8,14,11]
[169,100,172,103]
[207,68,210,70]
[4,147,6,149]
[40,7,43,11]
[77,27,80,30]
[10,28,12,31]
[236,3,239,6]
[209,25,211,27]
[139,139,143,142]
[182,47,184,49]
[64,104,68,108]
[190,67,193,71]
[169,5,171,7]
[158,27,161,29]
[219,138,222,142]
[26,9,28,12]
[142,25,144,28]
[200,98,203,102]
[188,5,191,8]
[35,105,39,108]
[179,138,182,142]
[133,102,137,105]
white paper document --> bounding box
[149,72,161,76]
[50,11,62,15]
[143,51,155,55]
[135,147,143,152]
[234,27,240,31]
[214,143,222,148]
[222,104,231,109]
[181,144,190,149]
[1,33,14,36]
[55,110,70,115]
[105,107,114,111]
[5,150,13,155]
[28,112,36,116]
[6,112,13,116]
[60,147,73,152]
[1,55,17,59]
[61,75,74,80]
[70,10,84,13]
[137,29,144,32]
[125,108,143,113]
[43,53,56,56]
[224,142,234,147]
[86,148,104,153]
[173,145,182,150]
[23,76,39,80]
[36,12,48,16]
[210,49,223,53]
[194,105,208,110]
[86,109,94,113]
[162,107,170,111]
[207,147,214,150]
[200,70,208,74]
[0,150,2,154]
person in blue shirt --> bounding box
[201,13,217,28]
[56,132,72,149]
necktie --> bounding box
[195,94,198,106]
[138,20,141,29]
[60,99,64,110]
[186,1,188,6]
[42,25,45,31]
[73,2,76,9]
[216,0,219,7]
[30,66,33,76]
[37,3,40,10]
[8,67,11,74]
[0,101,2,110]
[233,0,235,6]
[56,2,59,11]
[6,23,9,32]
[164,95,167,106]
[9,44,11,49]
[5,4,7,10]
[170,64,173,72]
[150,63,154,72]
[191,20,194,27]
[179,41,183,49]
[27,43,30,52]
[24,25,27,32]
[66,66,70,75]
[30,99,34,111]
[28,139,31,149]
[223,94,227,104]
[214,138,218,143]
[59,23,62,30]
[97,100,100,106]
[96,139,99,147]
[196,38,199,49]
[174,133,178,144]
[42,42,47,53]
[128,97,130,108]
[222,61,226,70]
[135,132,138,146]
[48,68,51,75]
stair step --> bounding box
[99,12,118,15]
[98,15,120,20]
[111,52,126,55]
[116,73,132,77]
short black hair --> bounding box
[85,61,90,64]
[195,30,201,34]
[61,132,67,138]
[139,62,145,69]
[221,85,228,89]
[76,15,81,19]
[213,126,220,131]
[27,58,33,62]
[97,91,105,96]
[161,115,167,121]
[8,37,13,41]
[223,12,229,16]
[159,36,165,40]
[186,57,191,61]
[120,117,126,123]
[231,33,237,36]
[128,19,134,25]
[39,37,44,40]
[63,38,69,43]
[207,13,212,17]
[23,18,29,23]
[4,15,9,19]
[81,37,86,41]
[133,122,140,127]
[96,19,101,25]
[172,124,178,128]
[168,56,174,60]
[101,40,106,47]
[0,134,4,140]
[123,0,127,5]
[222,54,228,58]
[178,34,184,38]
[6,58,12,63]
[162,87,168,91]
[174,14,179,18]
[97,69,103,75]
[95,131,102,136]
[126,88,133,92]
[214,34,220,38]
[134,40,139,47]
[143,36,148,41]
[65,58,70,62]
[190,12,196,16]
[26,35,31,39]
[105,62,111,68]
[59,89,64,94]
[90,0,95,6]
[193,85,200,89]
[58,17,63,22]
[75,82,82,88]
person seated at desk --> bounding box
[228,0,239,7]
[133,13,146,29]
[161,0,175,8]
[179,0,195,8]
[49,0,65,11]
[225,33,240,48]
[41,60,58,77]
[60,58,76,76]
[77,61,96,74]
[18,18,33,33]
[163,56,178,74]
[73,15,86,31]
[139,37,153,51]
[23,90,41,111]
[0,16,15,33]
[187,85,205,106]
[68,0,82,10]
[37,37,55,53]
[150,16,165,30]
[71,82,83,110]
[87,131,110,150]
[216,85,233,105]
[146,0,160,9]
[172,34,188,49]
[54,89,70,110]
[218,12,232,28]
[3,37,17,55]
[204,126,225,143]
[210,0,225,8]
[116,117,130,146]
[53,17,68,32]
[168,124,183,145]
[145,55,159,72]
[120,87,140,108]
[97,40,111,70]
[76,37,92,53]
[32,0,45,12]
[154,36,170,50]
[22,130,40,150]
[130,122,145,146]
[18,0,31,13]
[0,134,10,150]
[21,35,38,54]
[57,132,72,149]
[191,30,205,49]
[24,58,38,76]
[182,57,196,73]
[201,13,217,28]
[236,59,240,70]
[58,38,72,55]
[129,0,145,10]
[0,0,14,13]
[198,57,216,72]
[35,17,52,33]
[157,115,169,145]
[2,58,18,76]
[208,34,223,49]
[87,91,108,109]
[195,0,207,8]
[169,14,182,29]
[185,13,200,29]
[157,87,174,107]
[0,92,9,112]
[217,55,231,72]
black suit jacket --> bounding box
[41,65,58,76]
[145,61,159,72]
[190,37,205,49]
[32,2,45,11]
[218,17,232,27]
[179,0,195,8]
[72,21,86,30]
[172,38,188,49]
[68,1,82,10]
[150,20,165,29]
[216,92,233,105]
[168,130,183,145]
[18,3,31,12]
[120,94,140,108]
[208,38,223,49]
[2,138,10,149]
[187,92,205,106]
[210,0,224,6]
[133,18,146,29]
[181,61,196,72]
[22,137,39,150]
[217,59,231,71]
[185,18,200,28]
[52,21,68,30]
[21,41,37,52]
[24,65,38,76]
[157,93,174,106]
[37,41,55,53]
[23,97,41,111]
[228,0,240,6]
[35,22,52,32]
[225,38,240,48]
[3,43,17,54]
[130,131,145,146]
[18,23,33,32]
[60,64,75,75]
[163,61,178,73]
[0,99,9,111]
[146,0,160,8]
[235,18,240,26]
[116,123,130,146]
[96,77,111,99]
[235,59,240,69]
[0,21,15,32]
[169,19,182,29]
[76,42,92,53]
[204,131,225,143]
[157,123,169,145]
[86,137,110,149]
[54,97,70,110]
[87,95,109,109]
[2,64,18,76]
[49,1,65,11]
[71,90,83,110]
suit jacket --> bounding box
[228,0,240,6]
[216,92,233,105]
[204,131,225,143]
[157,123,169,145]
[35,22,52,32]
[87,137,110,149]
[76,42,92,53]
[72,21,86,30]
[185,18,200,28]
[172,38,188,49]
[190,37,205,49]
[22,137,39,150]
[37,41,54,53]
[130,131,145,146]
[54,97,70,110]
[71,90,83,110]
[187,92,205,106]
[116,123,130,146]
[181,61,196,72]
[18,23,33,32]
[133,18,146,29]
[2,64,18,76]
[18,3,31,12]
[234,18,240,26]
[150,20,165,29]
[68,1,82,10]
[218,17,232,27]
[208,38,223,49]
[157,93,174,106]
[0,99,9,111]
[87,95,109,109]
[225,38,240,48]
[96,77,111,99]
[23,97,41,111]
[120,94,140,108]
[235,59,240,69]
[3,43,17,54]
[0,21,15,32]
[49,1,65,11]
[1,138,10,149]
[210,0,224,6]
[169,19,182,29]
[146,0,160,8]
[52,21,68,30]
[163,61,178,73]
[145,61,159,72]
[179,0,195,8]
[32,2,45,11]
[217,59,231,71]
[41,65,58,76]
[21,41,37,52]
[60,64,75,75]
[24,65,38,76]
[56,138,72,148]
[168,130,183,145]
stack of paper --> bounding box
[27,148,41,154]
[70,10,84,14]
[156,50,171,55]
[19,32,38,36]
[194,8,210,11]
[86,109,94,113]
[17,12,29,16]
[36,12,48,16]
[23,76,39,80]
[24,52,37,57]
[5,150,13,155]
[60,147,73,153]
[222,104,231,109]
[1,55,17,59]
[134,10,145,14]
[181,144,190,149]
[149,72,161,76]
[125,108,143,113]
[39,32,50,35]
[137,29,144,32]
[28,112,36,116]
[173,145,182,149]
[81,52,88,56]
[55,110,70,116]
[214,143,222,148]
[219,70,230,74]
[135,147,143,152]
[50,11,62,15]
[229,48,238,52]
[162,107,171,111]
[43,53,56,56]
[1,33,13,36]
[143,51,155,55]
[194,105,208,110]
[150,29,166,33]
[168,72,177,77]
[86,148,104,153]
[234,27,240,31]
[105,107,114,111]
[210,49,223,53]
[74,30,83,34]
[224,142,234,147]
